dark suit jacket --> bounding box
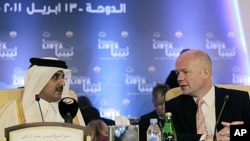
[165,86,250,141]
[139,110,165,141]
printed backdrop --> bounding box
[0,0,250,119]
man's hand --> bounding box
[215,121,244,141]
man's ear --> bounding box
[202,67,210,79]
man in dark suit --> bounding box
[165,49,250,141]
[139,84,170,141]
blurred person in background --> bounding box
[78,95,115,126]
[86,119,109,141]
[139,83,170,141]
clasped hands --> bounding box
[205,121,244,141]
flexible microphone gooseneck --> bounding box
[213,95,229,141]
[35,94,45,122]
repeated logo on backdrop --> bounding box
[0,0,249,119]
[98,31,130,59]
[0,31,18,59]
[42,38,74,58]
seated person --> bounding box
[139,83,170,141]
[86,119,109,141]
[0,57,85,140]
[165,49,250,141]
[78,95,93,109]
[78,96,115,126]
[80,106,101,125]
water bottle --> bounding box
[146,118,161,141]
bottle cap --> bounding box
[166,112,172,116]
[150,118,158,124]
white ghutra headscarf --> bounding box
[22,57,71,111]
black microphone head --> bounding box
[35,94,40,101]
[224,95,229,101]
[58,97,78,123]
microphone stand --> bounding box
[35,94,44,122]
[213,95,229,141]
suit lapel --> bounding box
[181,96,197,133]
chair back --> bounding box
[165,84,250,101]
[0,88,24,108]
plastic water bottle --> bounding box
[146,118,161,141]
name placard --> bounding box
[5,122,84,141]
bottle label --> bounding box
[147,135,161,141]
[147,130,161,141]
[163,133,174,141]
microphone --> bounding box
[35,94,44,122]
[58,97,78,123]
[213,95,229,141]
